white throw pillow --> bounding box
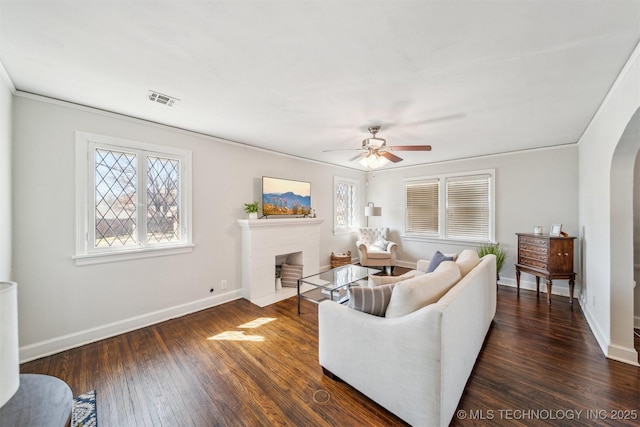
[372,237,389,250]
[455,249,481,277]
[385,261,462,318]
[367,270,417,287]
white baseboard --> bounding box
[579,294,609,356]
[396,260,416,269]
[19,289,244,363]
[497,276,578,298]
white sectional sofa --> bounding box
[318,251,497,426]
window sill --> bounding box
[72,244,195,266]
[333,228,357,236]
[400,235,494,246]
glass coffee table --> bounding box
[297,264,381,314]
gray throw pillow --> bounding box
[426,250,454,273]
[348,284,395,317]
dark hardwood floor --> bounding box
[20,285,639,426]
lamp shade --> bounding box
[364,206,382,217]
[0,281,19,408]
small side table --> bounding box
[0,374,73,427]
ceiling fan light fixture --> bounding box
[362,137,386,148]
[359,152,390,169]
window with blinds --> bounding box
[446,174,490,240]
[405,179,439,235]
[404,170,494,242]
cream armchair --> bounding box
[356,227,398,270]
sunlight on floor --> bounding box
[208,331,265,342]
[238,317,276,328]
[207,317,278,341]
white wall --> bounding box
[12,94,364,361]
[578,41,640,366]
[0,63,13,281]
[633,149,640,328]
[366,145,579,295]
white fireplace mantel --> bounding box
[237,218,324,307]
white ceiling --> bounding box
[1,1,639,170]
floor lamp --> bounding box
[364,202,382,226]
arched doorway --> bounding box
[610,106,640,365]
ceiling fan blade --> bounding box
[323,148,366,153]
[349,152,369,162]
[382,151,403,163]
[388,145,432,151]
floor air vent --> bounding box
[148,90,179,107]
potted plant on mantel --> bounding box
[244,201,260,219]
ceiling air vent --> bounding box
[148,90,179,107]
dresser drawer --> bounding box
[520,249,548,262]
[518,257,548,270]
[519,235,549,246]
[519,243,548,254]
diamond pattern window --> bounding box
[334,177,359,233]
[95,148,138,248]
[75,132,192,265]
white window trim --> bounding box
[73,131,194,266]
[333,176,360,235]
[402,169,496,244]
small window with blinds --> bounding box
[404,170,494,242]
[446,174,490,240]
[405,179,439,235]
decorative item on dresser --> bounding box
[515,233,576,304]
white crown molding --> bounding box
[0,61,16,94]
[578,39,640,145]
[14,90,366,173]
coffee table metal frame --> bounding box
[297,264,380,314]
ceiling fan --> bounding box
[326,126,432,169]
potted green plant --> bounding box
[244,201,260,219]
[477,242,507,281]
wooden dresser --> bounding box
[515,233,576,304]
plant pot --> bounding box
[248,212,258,220]
[275,278,282,290]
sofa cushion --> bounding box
[366,249,393,259]
[368,270,419,287]
[280,263,303,288]
[426,250,454,273]
[385,261,462,318]
[456,249,481,277]
[348,283,395,316]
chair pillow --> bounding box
[455,249,481,277]
[426,250,454,273]
[367,270,417,287]
[385,261,461,318]
[280,263,303,287]
[348,284,395,317]
[372,237,389,250]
